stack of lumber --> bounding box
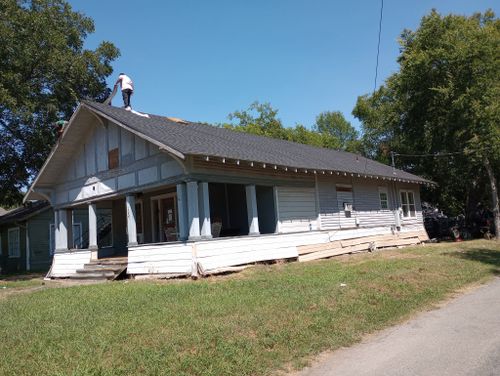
[298,230,429,262]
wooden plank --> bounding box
[340,234,395,247]
[376,237,421,248]
[299,247,353,262]
[297,241,341,255]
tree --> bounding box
[314,111,361,152]
[353,10,500,238]
[226,102,360,151]
[0,0,119,207]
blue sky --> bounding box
[69,0,498,130]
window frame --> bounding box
[8,227,21,258]
[400,190,416,218]
[378,186,390,210]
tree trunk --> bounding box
[484,157,500,240]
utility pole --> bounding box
[390,151,396,174]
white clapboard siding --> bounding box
[49,250,92,277]
[196,232,329,273]
[336,191,356,228]
[277,187,318,233]
[127,243,193,275]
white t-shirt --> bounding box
[118,74,134,91]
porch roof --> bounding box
[0,201,51,226]
[83,101,432,185]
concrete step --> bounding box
[88,258,128,266]
[71,271,116,280]
[83,264,125,272]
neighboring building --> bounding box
[0,207,8,216]
[0,201,52,274]
[24,101,432,279]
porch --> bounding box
[49,181,278,277]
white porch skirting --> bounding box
[127,224,428,277]
[48,249,92,278]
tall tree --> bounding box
[0,0,119,207]
[353,10,500,238]
[314,111,361,152]
[226,102,360,151]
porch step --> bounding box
[69,271,116,280]
[71,258,128,280]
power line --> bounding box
[393,151,467,158]
[390,149,480,168]
[374,0,384,93]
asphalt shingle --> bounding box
[82,101,431,184]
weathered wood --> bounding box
[340,234,395,247]
[376,237,421,248]
[299,247,353,262]
[297,241,341,255]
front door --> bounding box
[151,194,178,242]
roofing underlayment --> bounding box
[82,101,431,184]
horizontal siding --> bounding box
[127,243,192,275]
[125,224,428,276]
[50,249,91,277]
[277,187,317,233]
[317,177,426,230]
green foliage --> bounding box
[225,101,361,152]
[353,10,500,217]
[0,0,119,206]
[0,241,498,375]
[314,111,362,152]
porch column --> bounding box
[245,185,260,235]
[198,182,212,239]
[88,203,98,260]
[126,194,138,246]
[176,183,188,240]
[187,181,201,240]
[55,209,68,252]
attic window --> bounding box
[108,148,119,169]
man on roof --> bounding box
[114,73,134,110]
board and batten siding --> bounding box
[276,186,318,233]
[53,120,184,206]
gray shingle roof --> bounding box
[83,101,431,184]
[0,201,50,225]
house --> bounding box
[0,201,53,273]
[24,101,432,279]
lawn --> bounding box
[0,240,499,376]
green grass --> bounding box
[0,273,45,289]
[0,240,499,376]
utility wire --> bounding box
[390,149,480,168]
[374,0,384,93]
[393,151,467,157]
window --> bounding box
[108,148,119,169]
[8,228,20,258]
[378,187,389,210]
[400,190,416,218]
